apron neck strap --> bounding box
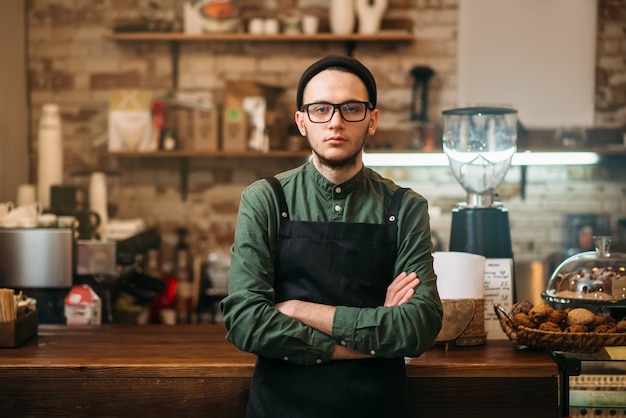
[386,188,408,224]
[263,176,290,220]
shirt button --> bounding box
[335,186,342,194]
[316,358,323,364]
[283,356,289,361]
[370,350,376,356]
[334,205,341,212]
[341,340,347,346]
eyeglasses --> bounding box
[300,101,373,123]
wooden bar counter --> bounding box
[0,324,559,417]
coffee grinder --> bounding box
[442,106,517,337]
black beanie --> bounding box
[296,55,377,109]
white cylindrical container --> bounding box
[302,15,319,35]
[16,184,36,207]
[329,0,355,35]
[89,172,108,240]
[37,104,63,209]
[248,18,264,34]
[355,0,388,34]
[263,18,279,35]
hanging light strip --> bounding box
[511,151,600,166]
[362,151,600,167]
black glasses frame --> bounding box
[300,101,374,123]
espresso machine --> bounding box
[442,106,518,337]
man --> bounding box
[220,55,443,418]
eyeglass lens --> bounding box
[305,102,369,123]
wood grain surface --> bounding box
[0,324,560,417]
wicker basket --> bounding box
[494,304,626,353]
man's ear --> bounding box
[368,108,379,135]
[295,112,307,136]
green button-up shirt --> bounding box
[220,162,443,366]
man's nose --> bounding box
[328,107,345,127]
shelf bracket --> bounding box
[169,41,179,90]
[345,40,357,56]
[180,157,189,201]
[519,165,527,201]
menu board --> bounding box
[483,258,514,339]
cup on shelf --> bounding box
[282,15,301,34]
[57,215,78,229]
[302,15,319,35]
[2,202,41,228]
[248,18,264,35]
[37,213,58,228]
[263,18,279,35]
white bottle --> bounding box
[329,0,355,35]
[89,171,108,240]
[37,104,63,209]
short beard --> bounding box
[311,132,368,170]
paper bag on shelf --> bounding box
[108,89,154,152]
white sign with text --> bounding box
[483,258,514,339]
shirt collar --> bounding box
[306,161,366,195]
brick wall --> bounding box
[25,0,626,266]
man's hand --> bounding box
[384,272,420,307]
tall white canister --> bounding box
[89,171,108,240]
[37,104,63,209]
[329,0,355,35]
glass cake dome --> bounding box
[543,236,626,317]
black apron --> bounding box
[246,177,409,418]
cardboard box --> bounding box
[64,285,102,325]
[0,309,38,348]
[175,108,192,150]
[222,81,284,152]
[191,108,219,152]
[174,106,219,152]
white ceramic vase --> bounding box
[329,0,355,35]
[37,104,64,209]
[355,0,388,35]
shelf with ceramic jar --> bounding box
[103,30,413,42]
[104,16,414,56]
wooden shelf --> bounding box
[105,30,414,57]
[104,31,414,42]
[108,149,311,201]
